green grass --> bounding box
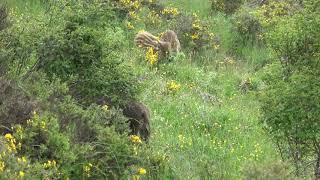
[136,56,279,178]
[161,0,211,17]
[3,0,44,14]
[136,1,281,178]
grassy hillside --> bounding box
[2,0,318,179]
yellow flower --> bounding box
[137,167,147,175]
[19,171,25,177]
[83,163,93,177]
[145,47,158,66]
[26,119,33,125]
[158,32,164,38]
[17,156,27,163]
[167,81,181,92]
[126,21,134,30]
[129,11,138,20]
[16,125,23,135]
[191,33,199,40]
[192,23,201,30]
[133,175,140,180]
[43,160,57,169]
[132,1,140,9]
[40,121,46,129]
[32,111,37,116]
[162,7,179,16]
[213,44,220,50]
[192,12,198,18]
[0,161,5,172]
[129,135,142,144]
[102,105,109,111]
[4,133,13,140]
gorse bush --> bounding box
[253,0,302,29]
[171,13,219,54]
[211,0,244,14]
[232,6,263,44]
[13,112,74,168]
[0,135,59,179]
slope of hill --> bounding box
[2,0,318,179]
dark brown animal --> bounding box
[122,101,151,141]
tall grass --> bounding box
[4,0,44,14]
[161,0,211,17]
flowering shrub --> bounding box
[0,127,64,179]
[161,6,180,20]
[172,13,219,53]
[253,0,301,29]
[145,47,159,66]
[142,0,165,14]
[232,6,263,44]
[14,112,74,167]
[211,0,244,14]
[145,10,162,27]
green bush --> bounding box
[211,0,244,14]
[232,6,263,44]
[260,1,320,177]
[0,135,60,179]
[260,65,320,176]
[254,0,302,29]
[171,13,219,54]
[266,2,320,75]
[0,1,140,106]
[38,27,103,81]
[14,112,74,164]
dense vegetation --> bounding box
[0,0,319,179]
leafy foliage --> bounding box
[211,0,244,14]
[260,0,320,176]
[232,6,263,44]
[171,13,219,53]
